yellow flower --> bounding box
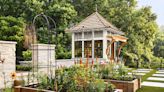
[10,72,16,80]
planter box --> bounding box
[14,86,54,92]
[104,78,141,92]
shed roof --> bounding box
[66,12,124,35]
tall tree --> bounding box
[153,26,164,58]
[0,16,25,57]
[0,0,77,59]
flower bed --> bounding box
[14,65,116,92]
[13,62,141,92]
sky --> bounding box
[137,0,164,26]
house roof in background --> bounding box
[66,12,124,35]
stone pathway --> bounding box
[142,69,164,88]
[128,68,152,76]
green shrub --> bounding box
[98,63,135,81]
[56,51,71,59]
[22,50,32,61]
[16,65,32,71]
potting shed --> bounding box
[66,12,127,61]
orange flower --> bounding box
[85,59,88,68]
[80,58,82,65]
[91,59,94,67]
[10,72,16,80]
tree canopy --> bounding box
[153,26,164,58]
[0,16,25,56]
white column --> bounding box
[103,30,107,60]
[82,32,84,58]
[92,31,94,59]
[72,33,75,59]
[114,42,116,60]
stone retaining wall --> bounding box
[0,41,17,89]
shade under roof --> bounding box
[66,12,124,35]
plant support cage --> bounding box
[31,13,57,85]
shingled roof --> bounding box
[66,12,124,35]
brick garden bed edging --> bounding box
[104,78,141,92]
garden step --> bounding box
[156,71,164,74]
[141,81,164,87]
[147,77,164,81]
[152,74,164,77]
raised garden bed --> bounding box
[104,78,141,92]
[14,85,123,92]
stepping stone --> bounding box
[127,68,132,70]
[128,72,145,75]
[159,70,164,72]
[137,69,152,71]
[156,71,164,74]
[147,77,164,81]
[141,81,164,87]
[133,70,150,73]
[153,74,164,77]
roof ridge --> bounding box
[95,12,118,30]
[70,12,97,30]
[95,12,108,27]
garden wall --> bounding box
[31,44,55,74]
[0,41,17,89]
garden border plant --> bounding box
[14,64,116,92]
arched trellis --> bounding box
[31,13,57,85]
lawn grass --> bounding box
[1,88,13,92]
[136,69,164,92]
[137,86,164,92]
